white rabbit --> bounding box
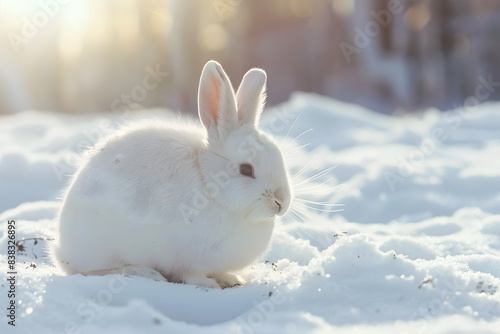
[52,60,292,288]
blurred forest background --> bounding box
[0,0,499,115]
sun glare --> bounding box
[59,1,89,61]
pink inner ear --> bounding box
[209,74,221,126]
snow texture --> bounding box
[1,93,500,333]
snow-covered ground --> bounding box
[1,93,500,333]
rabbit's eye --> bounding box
[239,163,255,178]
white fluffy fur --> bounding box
[52,61,292,288]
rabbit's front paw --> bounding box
[183,275,220,289]
[82,266,168,282]
[212,273,245,289]
[121,266,168,282]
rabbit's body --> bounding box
[53,61,291,288]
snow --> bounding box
[1,93,500,333]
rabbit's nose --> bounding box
[274,188,291,216]
[275,200,282,213]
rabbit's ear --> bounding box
[236,68,267,127]
[198,60,238,141]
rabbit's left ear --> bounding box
[236,68,267,127]
[198,60,238,142]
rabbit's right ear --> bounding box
[236,68,267,127]
[198,60,238,142]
